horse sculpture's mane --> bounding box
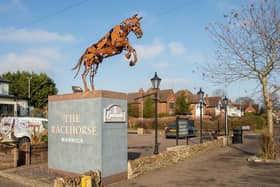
[73,14,143,92]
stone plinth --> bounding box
[48,90,127,181]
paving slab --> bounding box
[0,164,55,187]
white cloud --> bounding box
[134,40,187,61]
[0,27,75,43]
[135,40,165,59]
[168,42,186,56]
[0,48,62,73]
[0,0,27,13]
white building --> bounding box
[195,103,204,118]
[227,105,243,117]
[0,78,28,117]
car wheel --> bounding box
[19,137,30,144]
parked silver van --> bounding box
[0,117,48,144]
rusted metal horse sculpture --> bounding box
[73,14,143,92]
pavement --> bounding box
[0,163,56,187]
[109,134,280,187]
[128,131,202,159]
[1,134,280,187]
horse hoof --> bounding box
[129,61,135,66]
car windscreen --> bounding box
[42,121,48,129]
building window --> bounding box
[169,102,174,109]
[0,104,14,117]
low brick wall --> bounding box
[30,143,48,164]
[0,143,48,169]
[19,143,48,165]
[0,144,18,170]
[128,137,225,179]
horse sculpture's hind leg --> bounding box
[90,63,99,91]
[82,65,91,92]
[90,69,95,91]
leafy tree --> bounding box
[175,93,190,115]
[2,71,58,108]
[205,0,280,137]
[143,96,154,118]
[128,103,139,118]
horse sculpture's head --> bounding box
[123,14,143,39]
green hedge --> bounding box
[230,113,267,130]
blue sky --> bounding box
[0,0,259,100]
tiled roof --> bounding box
[127,92,140,103]
[176,89,197,103]
[127,89,174,103]
[205,96,221,107]
[188,94,200,104]
[0,78,10,83]
[158,89,174,102]
[245,104,256,113]
[175,89,193,97]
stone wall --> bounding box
[128,137,225,179]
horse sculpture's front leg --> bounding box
[125,43,137,66]
[129,48,137,66]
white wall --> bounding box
[0,83,9,95]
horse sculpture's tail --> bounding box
[72,57,83,79]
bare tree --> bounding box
[205,0,280,137]
[212,88,226,97]
[235,96,255,106]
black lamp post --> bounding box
[222,96,228,144]
[197,88,204,144]
[151,72,161,154]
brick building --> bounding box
[204,96,222,117]
[127,88,176,116]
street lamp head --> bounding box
[150,72,161,90]
[197,88,204,101]
[223,96,228,106]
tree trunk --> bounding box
[260,76,274,137]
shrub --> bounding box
[41,135,48,143]
[31,107,47,118]
[128,117,176,129]
[31,128,42,144]
[228,113,267,130]
[158,113,171,118]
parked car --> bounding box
[0,117,48,144]
[165,123,197,138]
